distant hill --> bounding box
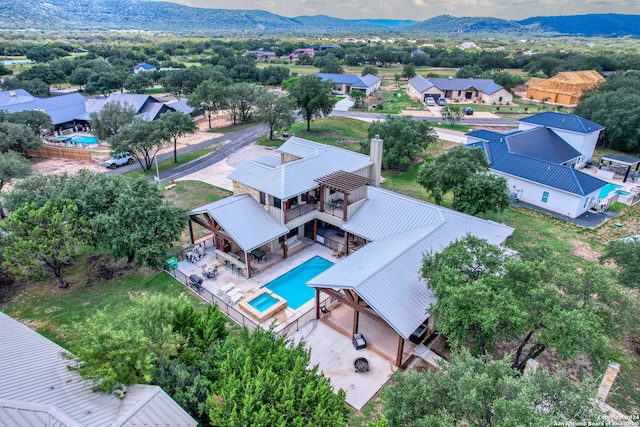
[517,14,640,37]
[0,0,639,37]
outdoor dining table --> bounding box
[333,199,344,208]
[251,249,267,263]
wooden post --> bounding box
[319,185,325,212]
[395,336,405,367]
[188,220,195,244]
[246,253,252,278]
[283,239,288,259]
[343,193,349,221]
[352,295,359,336]
[313,219,318,242]
[315,288,320,319]
[344,231,349,255]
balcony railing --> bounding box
[284,202,318,223]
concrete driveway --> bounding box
[333,97,355,112]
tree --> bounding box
[257,65,290,85]
[317,57,344,74]
[3,110,54,137]
[0,64,12,77]
[84,72,123,96]
[440,104,464,127]
[455,64,483,78]
[0,199,89,288]
[226,82,264,125]
[422,237,630,371]
[288,75,337,132]
[362,65,378,76]
[417,146,488,205]
[207,327,350,427]
[402,63,416,79]
[109,120,168,171]
[0,151,31,218]
[157,111,198,163]
[349,89,366,108]
[601,237,640,289]
[124,72,152,94]
[363,115,436,171]
[256,92,296,140]
[382,349,600,427]
[161,68,202,100]
[188,80,228,129]
[452,173,510,215]
[0,122,42,157]
[69,67,95,89]
[89,101,137,141]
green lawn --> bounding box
[375,89,425,114]
[132,146,219,177]
[143,87,167,95]
[163,180,231,211]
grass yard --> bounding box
[373,89,425,114]
[163,180,231,211]
[143,87,167,95]
[212,122,258,134]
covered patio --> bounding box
[187,195,290,278]
[598,153,640,183]
[315,170,372,222]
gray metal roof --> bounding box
[228,137,372,200]
[315,73,380,89]
[0,89,34,107]
[189,195,289,252]
[601,153,640,166]
[253,154,281,167]
[427,77,505,95]
[309,187,514,338]
[407,75,434,93]
[505,127,582,164]
[166,100,194,115]
[0,93,88,125]
[0,311,197,427]
[519,111,604,134]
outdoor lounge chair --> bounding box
[216,283,237,296]
[352,333,366,350]
[226,291,244,305]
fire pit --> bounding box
[353,357,369,373]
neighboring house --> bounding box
[289,48,315,60]
[73,48,88,54]
[82,93,174,122]
[133,62,157,74]
[0,311,198,427]
[457,41,479,50]
[525,70,604,105]
[319,44,342,51]
[315,73,381,96]
[407,76,513,104]
[465,112,608,218]
[187,135,514,366]
[243,49,277,60]
[167,99,196,116]
[410,48,429,57]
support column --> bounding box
[188,220,195,244]
[283,239,288,259]
[344,231,349,255]
[352,295,360,336]
[246,253,252,278]
[624,165,631,183]
[313,219,318,242]
[319,185,325,212]
[315,288,320,319]
[343,193,349,221]
[598,159,603,169]
[395,336,405,367]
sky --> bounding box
[162,0,639,21]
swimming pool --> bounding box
[616,190,632,197]
[249,293,279,312]
[599,183,621,200]
[70,136,99,145]
[263,256,333,310]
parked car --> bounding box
[464,107,474,115]
[425,97,436,106]
[104,152,133,169]
[436,98,447,106]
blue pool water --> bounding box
[599,183,621,200]
[616,190,631,197]
[248,293,279,312]
[263,256,333,310]
[70,136,99,145]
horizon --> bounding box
[157,0,640,21]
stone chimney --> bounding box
[369,134,383,187]
[597,362,620,401]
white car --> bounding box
[104,152,134,169]
[425,97,436,106]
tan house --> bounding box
[525,70,604,105]
[407,76,513,105]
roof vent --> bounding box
[291,133,295,137]
[9,90,15,97]
[49,384,54,390]
[547,166,551,170]
[448,76,453,79]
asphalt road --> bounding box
[108,124,268,184]
[330,110,520,126]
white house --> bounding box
[465,112,608,218]
[407,75,513,105]
[316,73,381,96]
[133,62,157,74]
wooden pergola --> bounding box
[313,287,411,367]
[315,171,372,221]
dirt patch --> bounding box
[570,239,602,262]
[31,156,107,175]
[429,334,451,361]
[84,253,133,284]
[401,109,432,117]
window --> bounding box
[583,198,589,208]
[499,96,503,102]
[541,191,549,203]
[274,197,281,208]
[288,196,298,206]
[259,192,266,205]
[457,90,461,96]
[301,193,307,202]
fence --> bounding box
[284,202,318,223]
[28,146,93,162]
[167,236,215,263]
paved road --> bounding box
[108,124,268,184]
[330,110,520,126]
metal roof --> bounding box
[426,77,505,95]
[309,187,514,338]
[314,171,372,193]
[505,127,582,164]
[601,153,640,166]
[0,93,88,125]
[407,75,434,93]
[0,89,34,107]
[166,99,194,115]
[189,195,289,252]
[519,111,605,134]
[228,137,372,200]
[315,73,380,89]
[0,311,197,427]
[253,154,281,167]
[342,187,444,240]
[134,63,156,70]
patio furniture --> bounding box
[409,324,428,344]
[226,290,244,305]
[223,259,230,270]
[352,333,366,350]
[216,283,237,296]
[189,274,203,290]
[333,199,344,208]
[251,249,266,263]
[230,263,237,275]
[320,306,330,317]
[353,357,369,373]
[203,266,217,280]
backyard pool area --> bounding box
[599,183,622,200]
[53,135,99,145]
[263,256,334,310]
[239,289,288,322]
[249,293,279,311]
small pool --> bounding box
[599,183,621,200]
[70,136,99,145]
[263,256,334,310]
[248,293,279,312]
[616,190,631,197]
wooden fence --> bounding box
[28,146,93,162]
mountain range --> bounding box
[1,0,640,37]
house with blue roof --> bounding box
[133,62,157,74]
[315,73,381,96]
[466,112,608,218]
[407,76,513,105]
